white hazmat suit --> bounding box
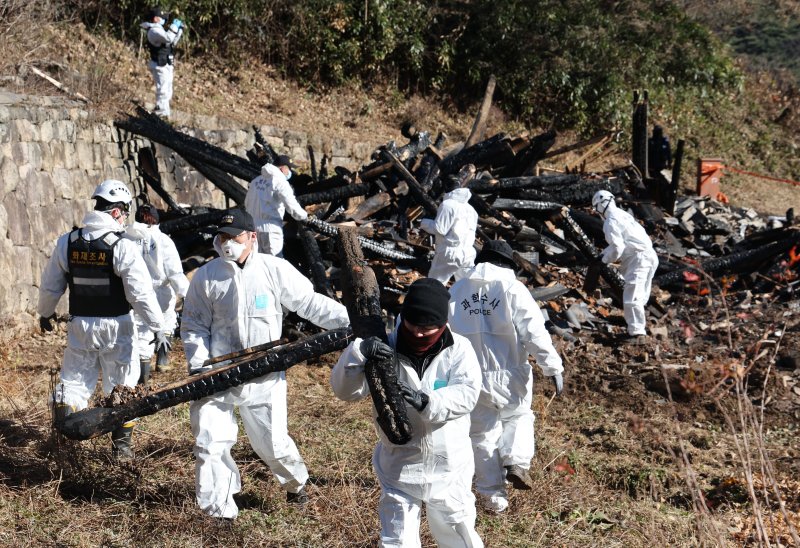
[420,188,478,284]
[449,262,563,511]
[244,163,308,256]
[38,210,166,409]
[181,241,349,519]
[331,326,484,547]
[140,19,183,118]
[593,191,659,336]
[125,221,189,359]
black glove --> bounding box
[399,382,429,411]
[360,336,394,361]
[551,374,564,396]
[153,331,172,358]
[39,315,55,333]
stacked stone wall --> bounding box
[0,91,378,340]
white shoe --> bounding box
[478,494,508,513]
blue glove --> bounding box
[172,18,183,29]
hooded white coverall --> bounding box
[420,188,478,285]
[38,211,166,409]
[125,221,189,358]
[448,262,563,508]
[331,326,484,548]
[140,21,183,118]
[181,244,349,519]
[244,163,309,257]
[599,201,659,335]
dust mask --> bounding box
[284,170,292,181]
[220,239,246,261]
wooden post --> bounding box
[337,228,413,445]
[632,90,648,179]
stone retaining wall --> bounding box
[0,91,379,339]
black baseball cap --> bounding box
[148,6,164,20]
[475,239,517,269]
[216,208,255,236]
[275,155,298,169]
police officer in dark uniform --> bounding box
[38,180,170,459]
[140,6,184,118]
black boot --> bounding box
[138,358,152,386]
[111,421,135,460]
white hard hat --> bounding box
[592,190,614,213]
[92,179,133,204]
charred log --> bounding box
[297,182,372,206]
[653,232,800,288]
[560,208,625,300]
[304,217,416,261]
[468,174,581,193]
[337,228,412,445]
[58,328,354,440]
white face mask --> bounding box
[284,170,292,180]
[220,239,247,261]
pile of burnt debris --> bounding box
[115,106,799,342]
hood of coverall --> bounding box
[442,187,472,204]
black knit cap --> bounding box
[402,278,450,327]
[475,239,517,269]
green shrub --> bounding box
[60,0,742,133]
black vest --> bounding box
[67,229,131,317]
[148,38,174,67]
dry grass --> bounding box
[2,310,798,547]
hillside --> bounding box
[2,2,799,214]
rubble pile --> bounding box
[115,108,800,342]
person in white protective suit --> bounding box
[180,208,349,519]
[592,190,659,342]
[244,155,308,257]
[448,239,564,513]
[37,179,170,459]
[420,178,479,285]
[125,203,190,383]
[332,278,484,547]
[140,6,184,119]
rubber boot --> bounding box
[155,336,173,372]
[111,421,135,461]
[138,358,152,386]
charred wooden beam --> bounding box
[492,198,564,212]
[382,150,438,217]
[337,228,412,445]
[468,174,581,193]
[136,147,188,214]
[159,209,226,235]
[116,107,260,182]
[190,159,247,205]
[304,217,416,260]
[298,224,334,299]
[516,178,623,206]
[632,90,648,177]
[438,134,505,176]
[297,182,372,206]
[653,232,800,288]
[58,328,354,440]
[252,125,278,165]
[559,208,625,300]
[503,129,556,177]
